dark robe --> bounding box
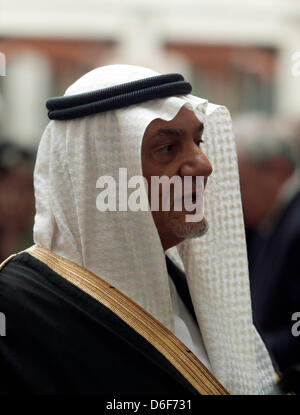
[246,190,300,374]
[0,251,206,395]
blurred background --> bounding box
[0,0,300,379]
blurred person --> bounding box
[0,142,35,261]
[0,66,276,395]
[235,114,300,375]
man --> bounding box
[0,65,275,395]
[236,114,300,375]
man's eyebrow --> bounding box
[154,128,185,137]
[150,123,204,140]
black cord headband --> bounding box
[46,73,192,120]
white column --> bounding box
[2,51,52,149]
[108,14,192,79]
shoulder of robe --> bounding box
[0,253,17,271]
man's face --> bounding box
[141,106,213,250]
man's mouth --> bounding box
[184,190,199,202]
[171,190,200,207]
[179,192,199,211]
[185,194,196,207]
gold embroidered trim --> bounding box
[25,244,229,395]
[0,253,17,271]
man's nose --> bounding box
[179,150,213,179]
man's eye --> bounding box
[159,144,174,153]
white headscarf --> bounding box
[33,64,275,394]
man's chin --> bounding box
[171,216,209,239]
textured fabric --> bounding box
[33,64,275,394]
[169,275,212,372]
